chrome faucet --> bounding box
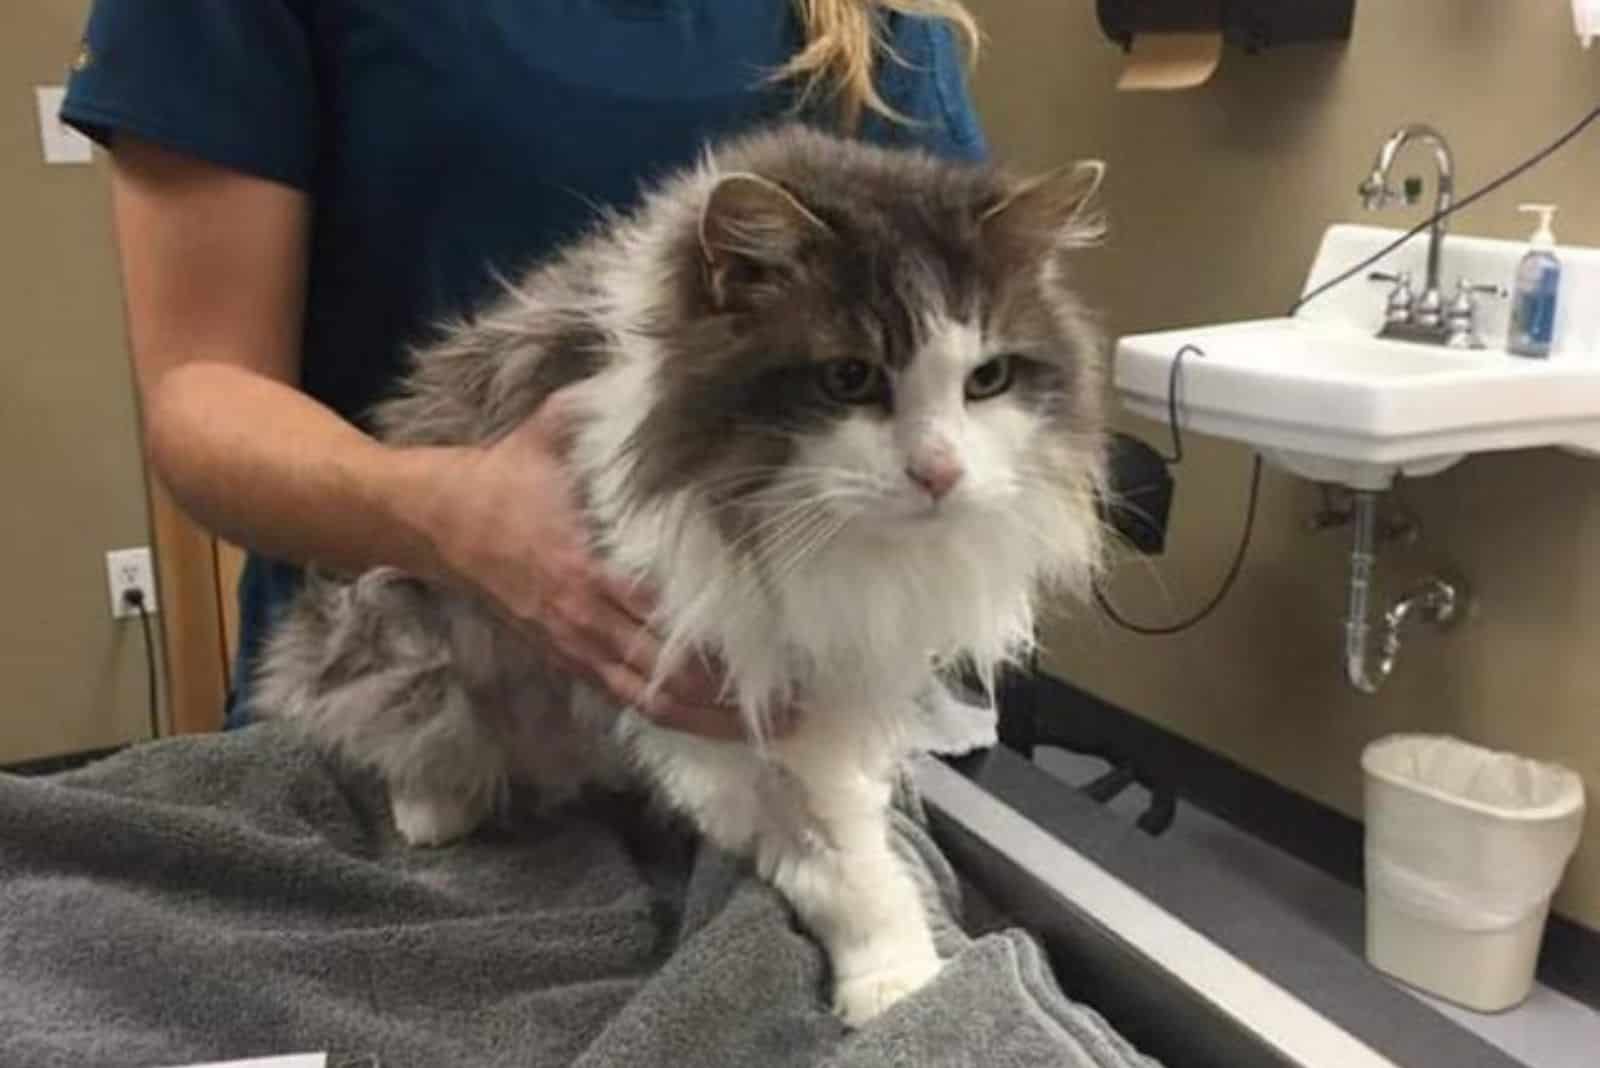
[1357,124,1485,346]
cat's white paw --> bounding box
[390,794,481,847]
[832,954,943,1027]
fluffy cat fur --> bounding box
[254,124,1108,1025]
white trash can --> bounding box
[1361,733,1585,1012]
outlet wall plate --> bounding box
[106,546,159,618]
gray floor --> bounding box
[1034,748,1600,1068]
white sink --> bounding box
[1114,225,1600,489]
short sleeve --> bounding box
[61,0,318,190]
[865,15,989,163]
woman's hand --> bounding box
[412,391,752,740]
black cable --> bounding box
[1096,100,1600,636]
[1291,103,1600,316]
[126,590,160,740]
[1096,341,1264,634]
[1157,343,1201,464]
[1095,455,1264,635]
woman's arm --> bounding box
[110,137,732,734]
[112,138,437,578]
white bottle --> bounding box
[1507,204,1562,358]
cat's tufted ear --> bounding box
[981,159,1106,251]
[699,172,832,308]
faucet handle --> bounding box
[1368,270,1414,324]
[1445,278,1508,349]
[1456,279,1508,299]
[1448,278,1507,317]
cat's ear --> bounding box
[699,172,831,308]
[981,160,1106,250]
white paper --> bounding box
[34,85,93,164]
[1577,0,1600,49]
[156,1055,328,1068]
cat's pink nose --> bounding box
[906,453,964,500]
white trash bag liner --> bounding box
[1362,733,1585,1012]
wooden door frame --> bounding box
[147,481,234,735]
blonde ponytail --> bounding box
[777,0,980,131]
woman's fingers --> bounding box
[646,698,750,742]
[600,572,658,627]
[566,634,743,740]
[587,579,730,710]
[555,613,799,742]
[584,652,680,723]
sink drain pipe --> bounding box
[1343,491,1464,694]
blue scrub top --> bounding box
[62,1,988,727]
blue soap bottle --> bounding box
[1507,203,1562,358]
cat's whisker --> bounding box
[753,501,843,562]
[750,512,851,606]
[658,505,824,631]
[703,485,877,514]
[755,528,835,591]
[706,483,882,525]
[998,478,1177,608]
[718,493,863,581]
[744,486,881,513]
[722,503,848,606]
[677,515,829,643]
[722,499,828,557]
[697,465,888,497]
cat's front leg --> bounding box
[753,766,942,1027]
[389,787,491,847]
[635,725,941,1025]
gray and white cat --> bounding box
[255,124,1108,1025]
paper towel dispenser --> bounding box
[1096,0,1355,53]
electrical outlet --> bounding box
[106,547,158,619]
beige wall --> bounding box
[8,0,1597,933]
[2,1,163,761]
[967,0,1600,931]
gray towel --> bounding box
[0,724,1158,1068]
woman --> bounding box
[63,0,986,735]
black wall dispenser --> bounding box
[1096,0,1355,54]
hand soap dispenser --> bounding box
[1507,204,1562,358]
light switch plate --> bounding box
[35,86,92,164]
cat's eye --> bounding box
[965,356,1015,401]
[818,358,887,405]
